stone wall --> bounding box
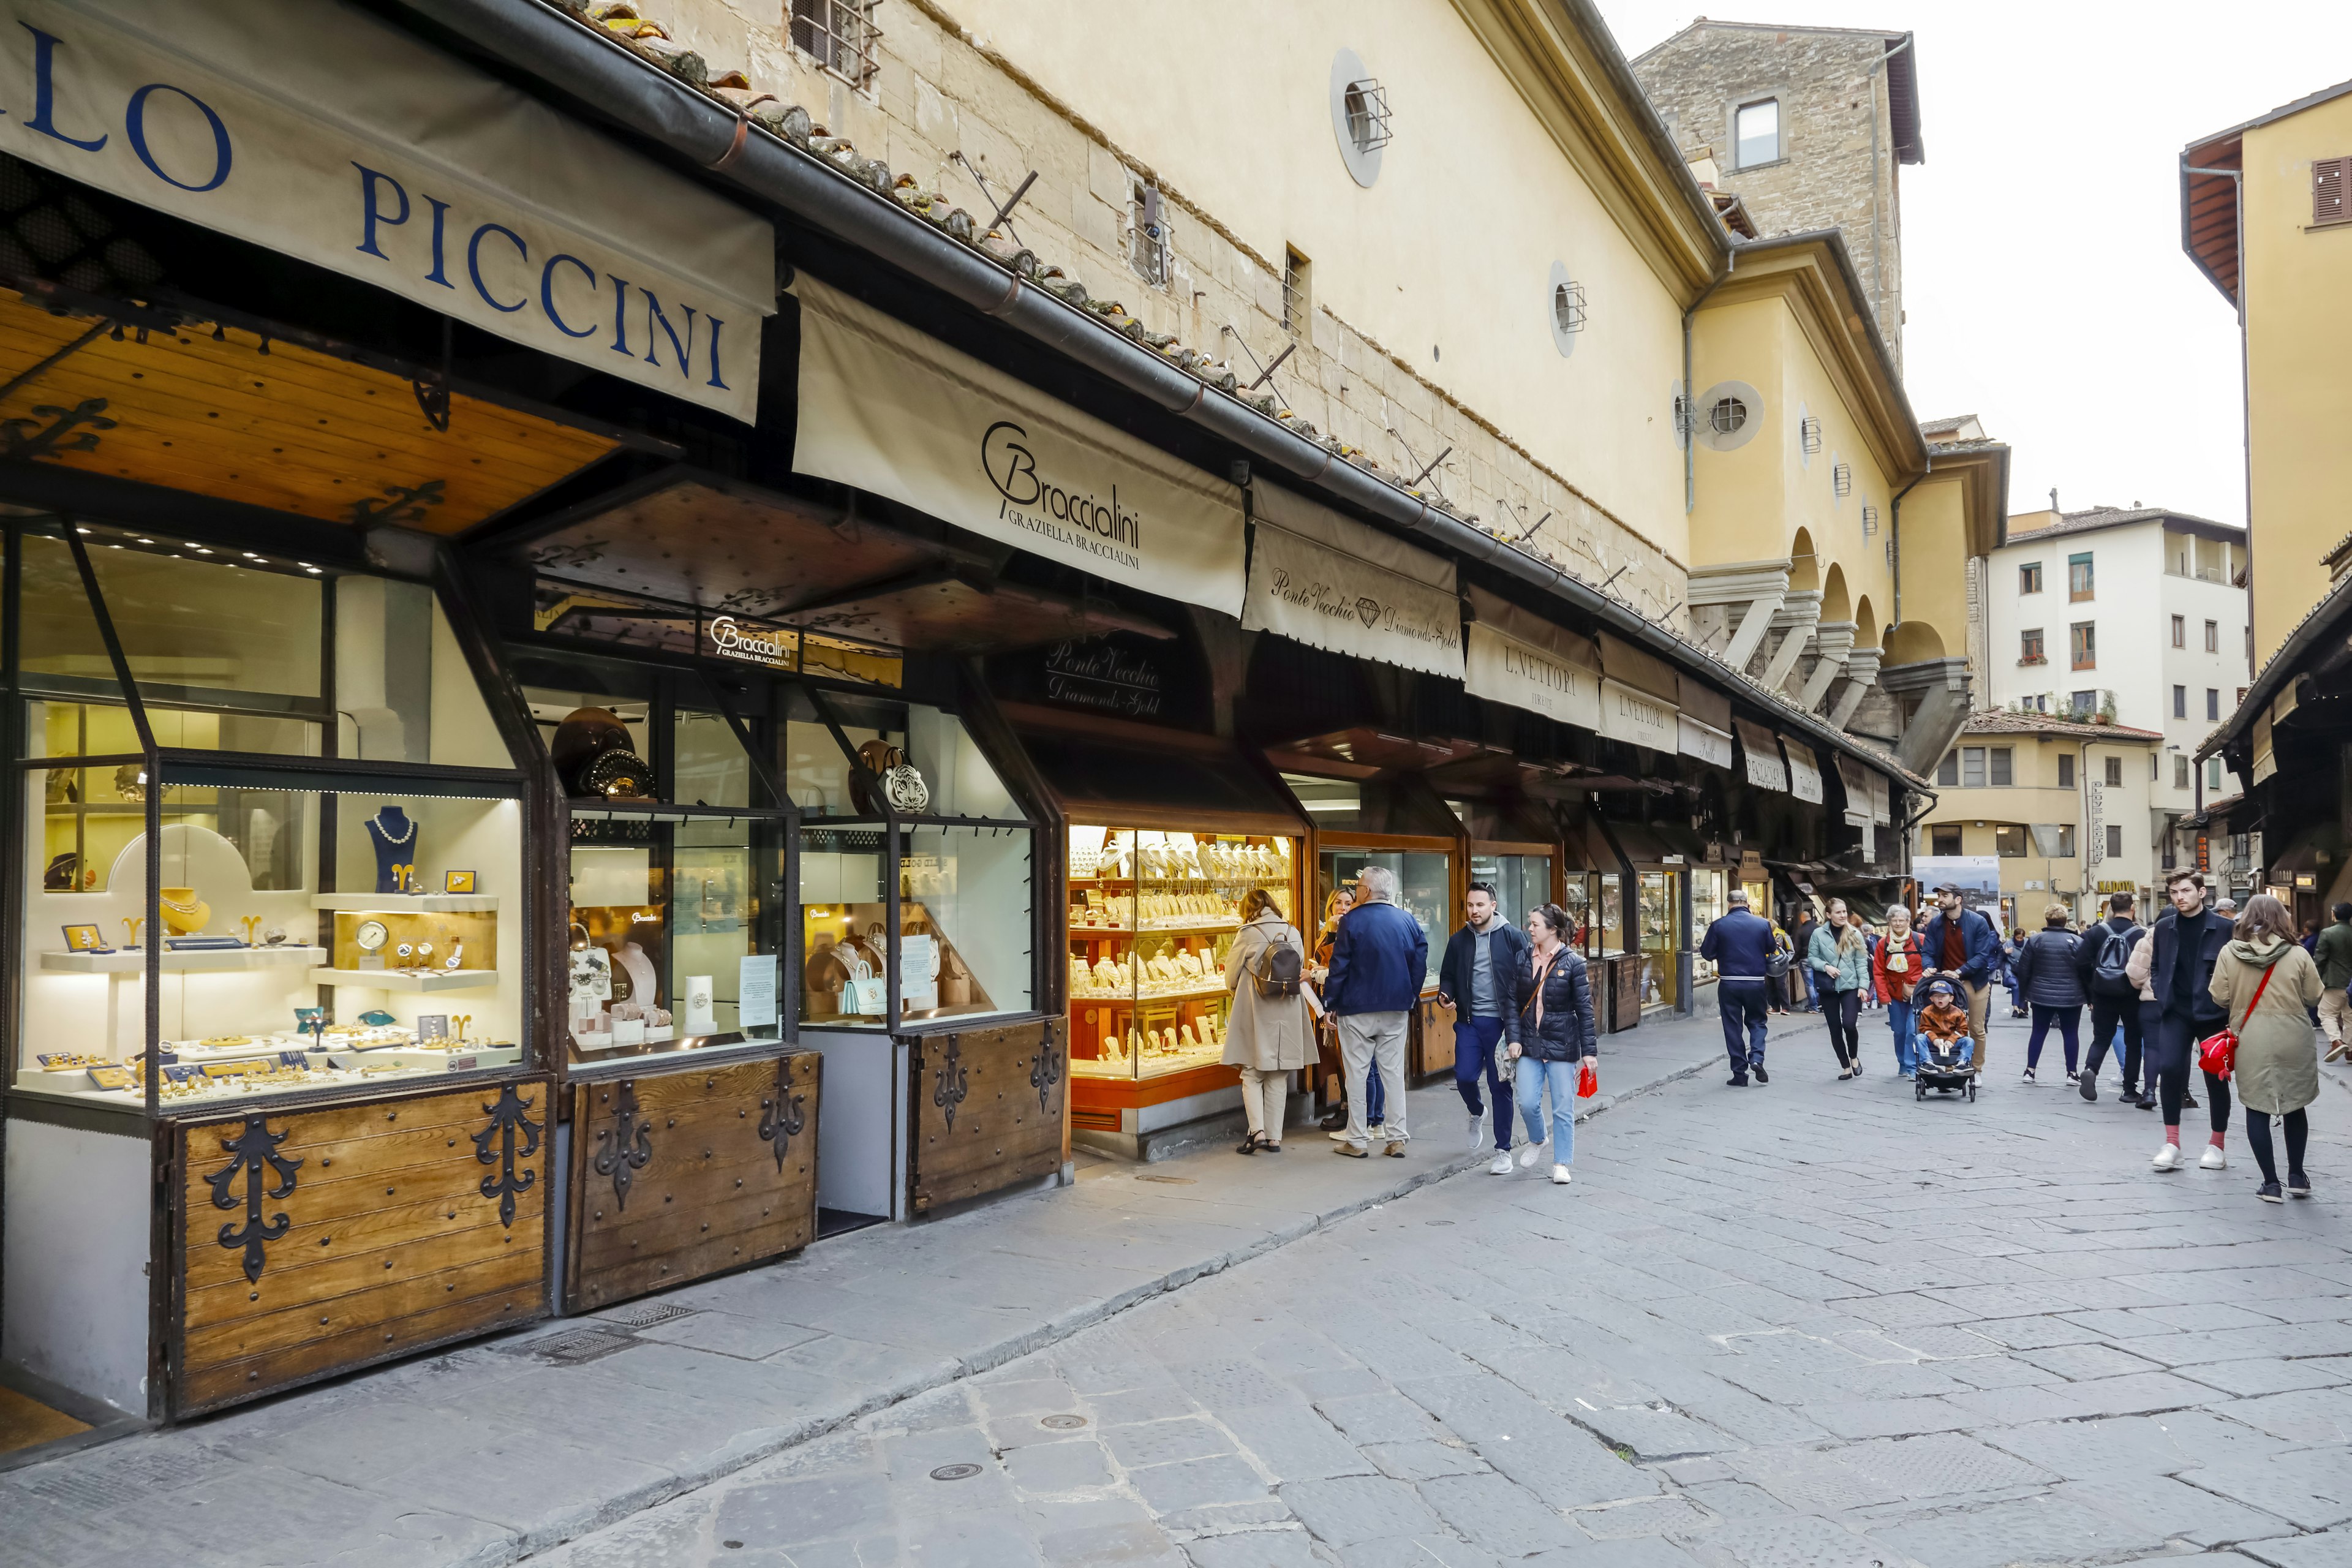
[1632,24,1905,369]
[639,0,1689,624]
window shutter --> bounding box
[2318,157,2347,227]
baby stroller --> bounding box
[1913,973,1978,1103]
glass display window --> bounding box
[802,823,1033,1027]
[1638,869,1681,1011]
[1596,872,1624,957]
[1692,869,1728,982]
[1068,826,1300,1080]
[1469,852,1551,930]
[1561,875,1594,954]
[1316,848,1449,993]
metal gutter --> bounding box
[397,0,1913,790]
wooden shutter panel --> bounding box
[2316,157,2347,227]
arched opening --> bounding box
[1853,594,1879,650]
[1884,620,1945,666]
[1788,527,1820,594]
[1820,563,1852,625]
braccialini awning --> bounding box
[0,0,776,421]
[1243,483,1461,678]
[793,274,1248,617]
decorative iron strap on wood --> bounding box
[932,1038,969,1131]
[757,1058,806,1175]
[1028,1033,1062,1114]
[470,1083,543,1227]
[592,1080,653,1210]
[204,1115,302,1284]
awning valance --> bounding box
[1735,719,1788,793]
[1784,739,1825,804]
[1676,674,1734,769]
[1243,484,1462,678]
[1461,585,1600,728]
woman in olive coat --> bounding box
[1223,888,1316,1153]
[2209,892,2325,1201]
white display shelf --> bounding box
[1070,981,1231,1006]
[308,967,502,993]
[40,945,328,974]
[312,894,499,913]
[1067,921,1242,938]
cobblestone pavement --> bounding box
[531,1009,2352,1568]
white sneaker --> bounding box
[2200,1145,2228,1170]
[1488,1152,1513,1175]
[1467,1109,1487,1148]
[2153,1143,2183,1172]
[1518,1144,1545,1169]
[2022,1068,2036,1084]
[1551,1164,1572,1185]
[1328,1128,1352,1142]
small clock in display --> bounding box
[356,920,389,952]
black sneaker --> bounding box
[2290,1174,2312,1198]
[2135,1094,2157,1110]
[1753,1065,1770,1084]
[1727,1075,1749,1087]
[2079,1072,2098,1102]
[2182,1095,2200,1110]
[2258,1181,2284,1204]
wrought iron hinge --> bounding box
[205,1116,302,1284]
[471,1083,543,1228]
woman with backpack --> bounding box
[1809,898,1871,1078]
[1768,920,1796,1014]
[2209,893,2325,1200]
[1504,903,1595,1185]
[2011,902,2087,1084]
[1224,887,1315,1154]
[1874,903,1924,1077]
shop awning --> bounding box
[1735,719,1789,793]
[1006,704,1308,837]
[0,288,622,531]
[1784,739,1825,804]
[2,0,775,421]
[1242,484,1463,679]
[1596,633,1679,750]
[1676,674,1733,769]
[1461,584,1601,729]
[794,276,1247,616]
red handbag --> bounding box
[2198,963,2275,1077]
[1577,1057,1599,1099]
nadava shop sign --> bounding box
[0,0,774,422]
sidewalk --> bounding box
[1,1008,1789,1568]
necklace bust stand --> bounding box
[364,807,418,894]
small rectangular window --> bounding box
[2174,685,2187,718]
[790,0,881,87]
[2019,562,2043,594]
[1282,247,1311,337]
[1990,747,2013,786]
[2204,619,2219,653]
[1962,747,1986,788]
[2171,615,2185,648]
[2105,755,2123,787]
[2106,824,2124,858]
[1936,750,1959,787]
[1929,824,1962,857]
[2057,754,2075,788]
[2058,825,2077,858]
[1735,97,1781,168]
[2071,622,2096,669]
[2019,628,2045,664]
[2175,755,2190,788]
[2318,156,2348,227]
[1995,824,2027,857]
[2068,553,2094,601]
[2208,758,2223,790]
[2071,690,2097,718]
[2207,688,2220,721]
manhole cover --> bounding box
[930,1463,983,1480]
[601,1301,696,1329]
[530,1329,636,1365]
[1136,1174,1195,1185]
[1039,1414,1089,1430]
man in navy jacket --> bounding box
[1918,886,2000,1075]
[1325,864,1430,1158]
[1699,889,1776,1085]
[1437,883,1532,1169]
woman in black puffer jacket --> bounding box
[2011,900,2086,1085]
[1503,903,1596,1185]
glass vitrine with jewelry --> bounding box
[12,522,532,1112]
[1066,825,1301,1082]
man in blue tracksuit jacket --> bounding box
[1699,889,1776,1085]
[1437,882,1532,1167]
[1324,865,1430,1156]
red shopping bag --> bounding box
[1577,1057,1599,1099]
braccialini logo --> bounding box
[982,421,1142,573]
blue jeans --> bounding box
[1799,965,1820,1012]
[1366,1060,1384,1125]
[1718,979,1770,1075]
[1452,1015,1512,1149]
[1886,998,1917,1074]
[1515,1055,1577,1160]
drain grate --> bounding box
[530,1329,638,1365]
[929,1463,982,1480]
[600,1301,697,1330]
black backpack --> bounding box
[2091,923,2137,996]
[1251,929,1303,999]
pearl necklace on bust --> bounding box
[368,810,417,846]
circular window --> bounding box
[1694,380,1763,451]
[1547,260,1584,357]
[1329,50,1385,187]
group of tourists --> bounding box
[1219,866,1596,1185]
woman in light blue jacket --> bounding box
[1809,899,1871,1080]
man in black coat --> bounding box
[2126,870,2230,1171]
[2074,891,2150,1106]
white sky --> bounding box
[1594,2,2352,529]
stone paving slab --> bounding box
[0,1007,1745,1568]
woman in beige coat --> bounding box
[1223,889,1316,1153]
[2209,892,2324,1202]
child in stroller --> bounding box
[1914,973,1978,1101]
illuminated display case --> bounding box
[1066,826,1300,1080]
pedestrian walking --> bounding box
[2127,869,2234,1172]
[1504,903,1595,1185]
[1809,898,1870,1078]
[1768,919,1796,1015]
[2003,927,2030,1018]
[2012,902,2085,1084]
[2209,892,2325,1202]
[1438,881,1531,1175]
[1874,902,1924,1077]
[1790,904,1822,1012]
[2075,892,2150,1106]
[1312,887,1359,1133]
[1222,889,1314,1154]
[2314,902,2352,1063]
[1861,923,1883,1011]
[1323,864,1427,1158]
[1700,888,1776,1085]
[1918,886,2000,1076]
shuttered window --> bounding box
[2318,157,2348,227]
